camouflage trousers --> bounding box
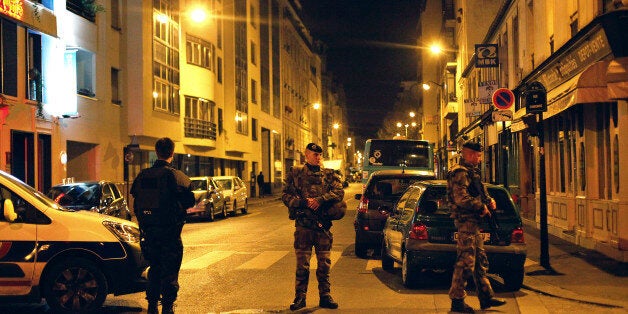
[448,221,494,301]
[141,224,184,304]
[293,226,333,297]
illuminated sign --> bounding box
[0,0,24,20]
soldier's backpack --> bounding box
[132,166,188,226]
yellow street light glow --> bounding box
[422,83,431,90]
[396,122,402,128]
[152,91,159,98]
[409,111,415,118]
[190,8,207,22]
[411,122,417,127]
[430,44,443,54]
[312,102,321,110]
[347,137,352,142]
[333,123,340,129]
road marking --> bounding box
[366,259,380,271]
[236,251,289,269]
[524,258,538,267]
[311,251,342,269]
[181,251,235,270]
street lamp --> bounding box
[422,81,444,91]
[396,121,416,138]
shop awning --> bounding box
[608,57,628,99]
[543,60,611,120]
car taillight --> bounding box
[357,195,369,213]
[511,227,525,243]
[409,223,428,240]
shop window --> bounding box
[73,48,95,97]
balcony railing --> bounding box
[184,118,217,140]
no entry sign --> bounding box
[492,88,515,110]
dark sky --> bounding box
[300,0,422,142]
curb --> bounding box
[521,275,626,309]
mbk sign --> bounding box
[475,44,498,68]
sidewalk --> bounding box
[520,218,628,309]
[248,193,282,207]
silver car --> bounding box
[213,176,248,215]
[187,176,227,221]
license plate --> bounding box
[453,232,491,242]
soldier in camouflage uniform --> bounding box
[446,141,506,313]
[131,138,195,314]
[282,143,345,311]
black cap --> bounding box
[462,141,483,152]
[305,142,323,153]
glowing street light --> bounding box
[429,43,443,55]
[190,7,208,23]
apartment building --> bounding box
[421,0,628,261]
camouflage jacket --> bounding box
[282,164,344,227]
[446,160,493,223]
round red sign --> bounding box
[492,88,515,110]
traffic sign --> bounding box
[492,88,515,110]
[492,109,513,122]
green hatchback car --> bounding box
[381,180,527,291]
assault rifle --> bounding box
[470,173,501,243]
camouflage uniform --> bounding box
[446,159,495,302]
[131,160,195,307]
[282,164,344,299]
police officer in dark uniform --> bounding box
[446,141,506,313]
[131,138,195,314]
[282,143,344,311]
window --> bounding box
[216,10,223,49]
[251,41,256,65]
[1,19,18,97]
[27,31,42,102]
[111,0,121,30]
[152,1,181,115]
[74,48,95,97]
[217,57,223,83]
[251,79,257,103]
[184,96,216,140]
[218,108,223,135]
[66,0,99,22]
[186,35,212,69]
[111,68,121,105]
[252,118,258,141]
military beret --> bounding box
[305,142,323,153]
[462,141,483,152]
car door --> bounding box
[390,188,421,261]
[386,189,411,261]
[235,177,246,204]
[0,185,41,296]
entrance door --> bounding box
[11,131,35,187]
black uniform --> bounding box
[131,160,195,306]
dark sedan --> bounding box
[353,170,435,257]
[381,180,527,291]
[47,180,132,220]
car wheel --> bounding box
[354,235,367,258]
[402,253,420,288]
[207,204,215,221]
[241,199,248,214]
[221,202,228,218]
[231,201,238,216]
[381,241,394,272]
[42,257,108,313]
[502,269,524,291]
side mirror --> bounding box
[3,199,17,222]
[354,194,362,200]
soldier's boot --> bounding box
[147,301,159,314]
[451,298,474,313]
[319,295,338,309]
[290,295,306,311]
[161,302,175,314]
[480,297,506,310]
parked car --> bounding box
[381,180,527,290]
[213,176,248,215]
[353,170,435,257]
[187,176,227,221]
[47,180,132,221]
[0,170,148,313]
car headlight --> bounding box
[103,220,141,243]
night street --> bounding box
[2,183,626,313]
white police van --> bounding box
[0,170,148,313]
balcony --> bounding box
[184,118,217,140]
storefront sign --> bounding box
[0,0,24,20]
[478,80,498,103]
[475,44,498,68]
[537,28,611,90]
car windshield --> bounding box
[216,179,232,189]
[418,186,517,218]
[48,183,101,207]
[0,171,60,209]
[191,179,207,191]
[367,177,425,199]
